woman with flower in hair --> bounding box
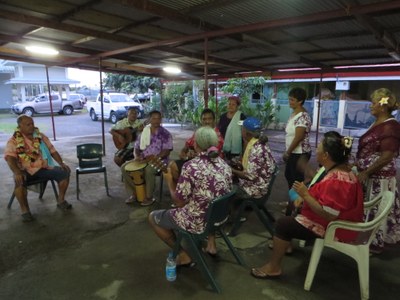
[356,88,400,254]
[251,131,363,279]
[5,115,72,222]
[149,126,232,266]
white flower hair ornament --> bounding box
[379,97,389,106]
[343,136,353,149]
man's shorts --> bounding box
[151,209,180,230]
[25,167,70,185]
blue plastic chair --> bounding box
[228,168,278,237]
[173,188,245,293]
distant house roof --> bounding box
[5,77,79,85]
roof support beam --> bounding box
[58,1,400,64]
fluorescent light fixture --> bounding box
[25,45,59,56]
[334,63,400,69]
[278,67,321,72]
[163,66,181,74]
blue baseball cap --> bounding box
[242,117,262,131]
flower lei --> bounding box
[14,127,42,162]
[379,97,389,106]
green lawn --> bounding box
[0,114,17,134]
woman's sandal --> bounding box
[250,268,281,280]
[177,261,196,269]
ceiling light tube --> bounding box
[163,66,181,74]
[25,45,59,56]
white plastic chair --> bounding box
[304,191,395,300]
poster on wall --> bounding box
[344,101,374,129]
[320,100,339,127]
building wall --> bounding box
[0,73,13,110]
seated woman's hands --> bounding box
[292,181,309,199]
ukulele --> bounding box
[112,127,137,150]
[148,156,168,173]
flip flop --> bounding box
[177,261,196,269]
[140,197,156,207]
[250,268,281,280]
[125,195,136,204]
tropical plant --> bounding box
[220,77,279,128]
[103,74,162,94]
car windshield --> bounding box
[109,94,133,103]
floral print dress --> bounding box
[170,153,232,234]
[357,118,400,249]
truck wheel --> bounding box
[63,106,74,115]
[22,107,34,116]
[90,109,98,121]
[110,112,118,124]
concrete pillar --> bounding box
[337,99,346,133]
[312,99,320,131]
[20,85,26,101]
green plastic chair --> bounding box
[8,178,58,209]
[228,168,278,237]
[76,143,110,200]
[173,188,245,293]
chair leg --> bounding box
[159,174,163,202]
[304,238,325,291]
[356,246,370,300]
[76,171,80,200]
[261,206,276,222]
[219,229,246,266]
[228,201,248,236]
[38,181,48,199]
[8,193,15,209]
[104,169,110,196]
[253,204,275,237]
[50,180,59,200]
[185,234,221,293]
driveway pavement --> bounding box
[0,116,399,300]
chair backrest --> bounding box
[76,143,104,168]
[203,188,237,233]
[257,166,279,205]
[350,191,394,245]
[363,193,384,222]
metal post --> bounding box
[315,73,323,147]
[99,58,106,155]
[204,37,209,108]
[45,66,57,141]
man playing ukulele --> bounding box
[110,108,143,166]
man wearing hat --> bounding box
[232,117,276,199]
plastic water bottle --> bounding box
[165,251,177,282]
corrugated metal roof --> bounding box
[0,0,399,79]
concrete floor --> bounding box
[0,125,399,300]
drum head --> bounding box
[125,161,147,171]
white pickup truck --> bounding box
[11,93,75,116]
[87,92,144,124]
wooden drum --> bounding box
[125,161,147,202]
